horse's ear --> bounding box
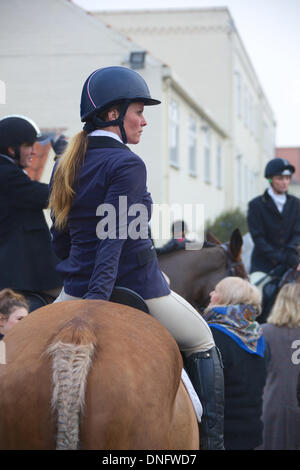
[205,229,221,245]
[229,228,243,260]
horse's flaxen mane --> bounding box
[46,317,97,450]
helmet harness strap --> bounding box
[83,100,131,144]
[11,145,24,168]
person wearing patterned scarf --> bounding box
[204,277,269,450]
[205,303,265,356]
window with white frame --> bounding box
[169,100,179,167]
[249,95,253,135]
[236,153,243,205]
[255,103,260,140]
[244,86,248,128]
[216,142,222,188]
[236,71,242,118]
[250,170,258,200]
[254,171,259,195]
[263,125,275,159]
[188,115,197,176]
[270,131,275,159]
[244,164,248,204]
[263,121,268,153]
[0,80,5,105]
[204,127,211,183]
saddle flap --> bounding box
[110,286,149,314]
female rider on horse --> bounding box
[48,66,224,450]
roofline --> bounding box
[90,7,230,14]
[276,146,300,150]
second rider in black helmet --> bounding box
[247,158,300,321]
[248,157,300,275]
[0,115,62,310]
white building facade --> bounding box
[94,8,276,213]
[0,0,229,244]
[148,70,228,244]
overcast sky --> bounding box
[73,0,300,148]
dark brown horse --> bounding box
[0,300,199,450]
[158,229,248,312]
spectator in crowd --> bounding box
[204,276,268,450]
[258,282,300,450]
[0,288,29,340]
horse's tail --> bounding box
[46,317,97,450]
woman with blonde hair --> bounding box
[48,66,224,449]
[204,276,268,450]
[258,282,300,450]
[208,276,262,312]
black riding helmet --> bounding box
[0,115,47,166]
[80,66,161,143]
[264,158,295,179]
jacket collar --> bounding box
[87,136,130,151]
[263,188,291,201]
[262,189,291,216]
[0,153,16,165]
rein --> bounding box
[278,267,300,288]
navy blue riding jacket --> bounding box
[50,136,170,301]
[0,155,61,292]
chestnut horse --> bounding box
[0,300,198,450]
[158,229,248,312]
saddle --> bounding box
[249,271,272,295]
[20,286,150,315]
[17,290,57,312]
[110,286,150,314]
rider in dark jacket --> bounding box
[247,158,300,274]
[0,115,62,311]
[247,158,300,321]
[156,220,189,255]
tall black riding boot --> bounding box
[184,346,225,450]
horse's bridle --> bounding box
[220,243,247,278]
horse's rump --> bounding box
[0,300,198,450]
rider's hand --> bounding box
[285,249,300,269]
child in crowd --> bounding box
[0,288,29,340]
